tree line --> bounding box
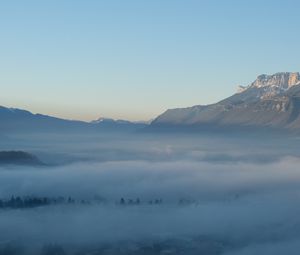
[0,196,78,209]
[0,195,198,210]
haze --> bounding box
[2,1,300,254]
[1,0,300,121]
[1,130,300,254]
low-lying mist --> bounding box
[1,131,300,254]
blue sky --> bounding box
[0,0,300,121]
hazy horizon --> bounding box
[1,0,300,121]
[2,70,300,122]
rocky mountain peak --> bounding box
[250,72,300,89]
[152,71,300,131]
[235,72,300,100]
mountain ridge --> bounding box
[0,106,147,133]
[151,72,300,132]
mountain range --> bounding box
[151,72,300,132]
[0,107,146,133]
[2,72,300,134]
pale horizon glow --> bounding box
[1,0,300,121]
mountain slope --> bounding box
[0,151,44,166]
[0,107,146,133]
[0,106,89,132]
[151,72,300,131]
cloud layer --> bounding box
[1,132,300,254]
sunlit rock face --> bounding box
[251,72,300,89]
[236,72,300,97]
[151,72,300,131]
[247,72,300,100]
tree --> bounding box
[136,198,140,205]
[120,198,125,205]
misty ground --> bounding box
[1,131,300,254]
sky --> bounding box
[0,0,300,121]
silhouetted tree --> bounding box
[68,197,74,204]
[136,198,140,205]
[120,198,125,205]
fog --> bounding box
[1,132,300,254]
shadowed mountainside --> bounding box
[0,107,147,133]
[0,151,44,166]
